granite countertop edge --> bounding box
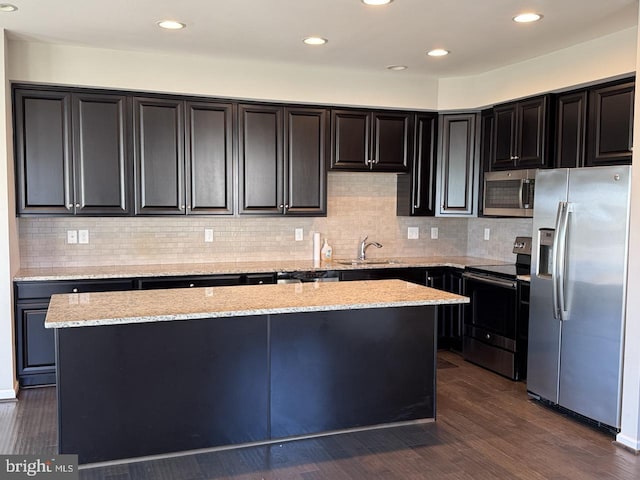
[15,256,508,282]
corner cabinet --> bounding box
[238,104,327,216]
[134,98,234,215]
[330,109,411,172]
[436,113,479,216]
[586,80,634,166]
[14,88,132,216]
[491,95,550,170]
[397,113,438,216]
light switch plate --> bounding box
[484,228,491,241]
[430,227,438,240]
[295,228,304,241]
[78,229,89,244]
[67,230,78,244]
[407,227,419,240]
[204,228,214,243]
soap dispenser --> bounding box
[321,239,333,262]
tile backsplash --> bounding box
[18,172,533,268]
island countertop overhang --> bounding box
[45,279,469,329]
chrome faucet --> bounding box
[358,235,383,261]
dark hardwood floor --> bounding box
[2,351,639,479]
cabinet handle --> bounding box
[67,203,73,209]
[279,204,284,209]
[284,204,289,209]
[514,155,519,160]
[180,205,185,210]
[189,283,195,288]
[187,205,191,209]
[72,288,78,293]
[258,281,264,285]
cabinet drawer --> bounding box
[138,275,243,290]
[16,279,135,300]
[245,273,276,285]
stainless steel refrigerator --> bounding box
[528,165,631,430]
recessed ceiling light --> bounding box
[387,65,407,71]
[303,36,328,46]
[0,4,18,12]
[157,20,186,30]
[513,13,542,23]
[362,0,394,5]
[427,49,449,57]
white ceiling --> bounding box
[0,0,638,78]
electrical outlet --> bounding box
[204,228,214,243]
[295,228,304,241]
[484,228,491,241]
[407,227,419,240]
[430,227,438,240]
[67,230,78,244]
[78,229,89,244]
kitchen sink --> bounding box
[336,259,399,266]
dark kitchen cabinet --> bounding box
[330,109,411,172]
[555,91,588,168]
[397,113,438,216]
[14,89,131,216]
[477,109,494,217]
[586,80,634,166]
[339,268,427,284]
[137,273,275,289]
[491,95,550,170]
[134,97,185,214]
[517,280,530,379]
[239,104,327,216]
[134,98,234,215]
[14,279,135,387]
[427,267,463,351]
[438,113,478,216]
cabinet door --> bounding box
[516,96,548,168]
[447,270,464,352]
[238,104,284,214]
[185,101,234,214]
[478,109,494,217]
[14,89,73,215]
[73,93,131,215]
[397,114,437,216]
[330,110,370,170]
[438,113,477,216]
[284,107,327,216]
[491,104,516,170]
[15,302,56,386]
[586,81,634,166]
[134,97,185,214]
[371,112,411,172]
[427,269,448,348]
[555,91,587,168]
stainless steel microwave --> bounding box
[483,169,536,217]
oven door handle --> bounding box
[462,272,517,289]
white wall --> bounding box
[0,29,19,399]
[7,41,439,110]
[438,27,638,110]
[617,13,640,451]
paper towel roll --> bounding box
[313,232,321,266]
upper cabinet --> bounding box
[15,89,131,216]
[437,113,479,216]
[133,97,234,215]
[586,80,634,166]
[555,91,588,168]
[555,78,634,168]
[397,113,438,216]
[491,95,550,170]
[239,104,327,216]
[330,109,411,172]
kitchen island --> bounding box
[46,280,468,464]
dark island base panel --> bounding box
[56,306,436,464]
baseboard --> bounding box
[0,381,18,401]
[614,433,640,454]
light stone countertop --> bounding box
[16,256,507,282]
[45,279,469,329]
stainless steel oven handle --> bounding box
[462,272,517,289]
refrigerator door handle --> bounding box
[551,202,565,320]
[557,202,572,321]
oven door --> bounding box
[462,272,518,351]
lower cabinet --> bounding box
[517,281,530,379]
[426,268,464,351]
[339,267,427,284]
[15,279,136,387]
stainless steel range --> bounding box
[462,237,531,380]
